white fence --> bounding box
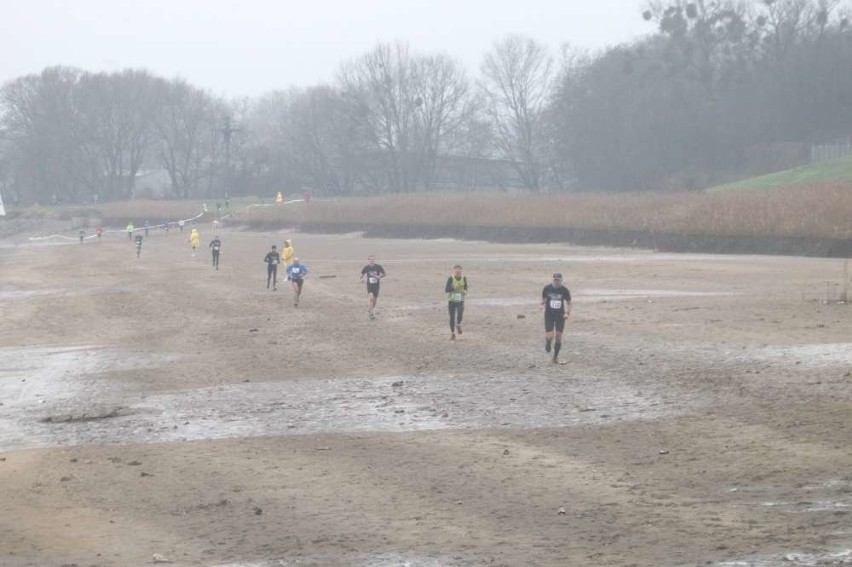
[811,141,852,163]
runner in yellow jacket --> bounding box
[189,228,200,257]
[281,239,294,272]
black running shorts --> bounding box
[544,311,566,333]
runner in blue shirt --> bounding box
[287,257,309,306]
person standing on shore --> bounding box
[264,245,280,290]
[541,272,571,364]
[360,255,386,320]
[445,265,468,340]
[126,222,134,241]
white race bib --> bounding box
[549,299,562,310]
[451,292,463,302]
[368,277,378,284]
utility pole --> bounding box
[219,116,240,198]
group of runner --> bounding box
[263,240,306,306]
[356,256,573,364]
[124,224,573,363]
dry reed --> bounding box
[240,183,852,240]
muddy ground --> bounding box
[1,223,851,567]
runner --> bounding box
[281,239,294,272]
[445,265,468,340]
[143,220,150,237]
[209,235,222,270]
[360,255,386,320]
[96,227,103,242]
[178,219,185,233]
[189,228,200,257]
[134,234,143,258]
[126,222,134,241]
[287,257,309,306]
[78,229,85,244]
[264,245,280,290]
[540,272,572,364]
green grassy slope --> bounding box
[708,156,852,192]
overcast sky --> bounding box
[3,0,651,98]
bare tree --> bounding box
[75,70,163,199]
[337,43,472,192]
[153,79,223,199]
[480,35,554,191]
[0,67,88,203]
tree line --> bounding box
[2,0,851,204]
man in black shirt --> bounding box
[134,234,143,258]
[360,255,386,320]
[209,236,221,270]
[540,272,571,364]
[264,245,280,290]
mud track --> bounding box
[1,228,851,566]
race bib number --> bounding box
[368,277,378,284]
[549,299,562,310]
[451,292,463,302]
[213,246,219,251]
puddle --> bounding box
[211,551,472,567]
[375,253,772,264]
[0,347,685,452]
[755,501,850,512]
[737,344,852,368]
[204,547,852,567]
[727,481,852,514]
[0,285,140,300]
[698,548,852,566]
[392,289,734,311]
[0,346,176,451]
[729,480,852,493]
[579,288,735,301]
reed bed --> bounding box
[242,183,852,240]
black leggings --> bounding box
[212,251,219,268]
[267,265,278,287]
[448,301,464,332]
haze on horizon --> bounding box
[2,0,651,97]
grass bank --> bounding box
[708,156,852,192]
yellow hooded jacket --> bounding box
[190,229,200,248]
[281,240,294,265]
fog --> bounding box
[2,0,852,201]
[1,0,649,96]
